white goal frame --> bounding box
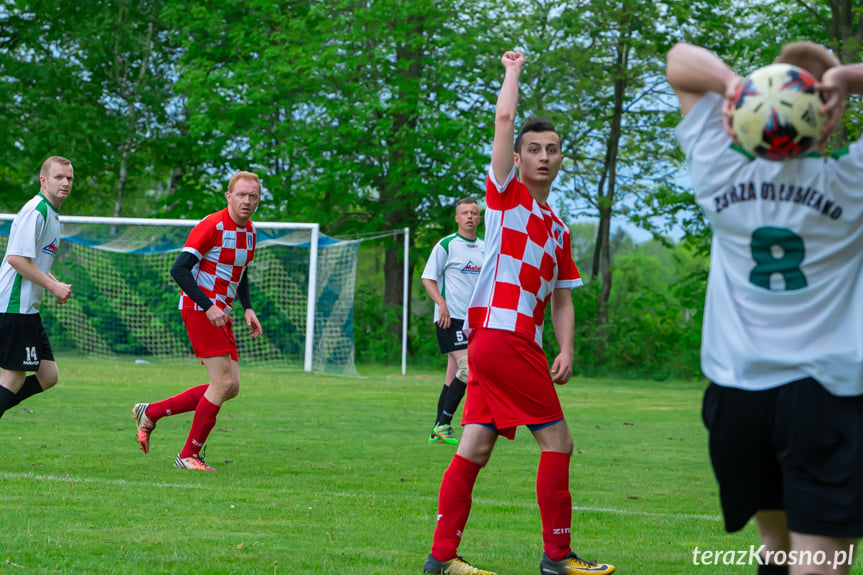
[0,215,321,372]
[0,215,413,375]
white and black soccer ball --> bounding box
[731,63,826,161]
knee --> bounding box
[38,365,59,389]
[461,449,492,468]
[456,438,495,467]
[456,355,469,383]
[222,378,240,401]
[211,372,240,402]
[759,533,788,554]
[755,512,790,553]
[535,427,573,455]
[555,435,574,456]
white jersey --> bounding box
[0,194,62,315]
[677,92,863,397]
[421,233,484,322]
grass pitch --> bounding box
[1,358,856,574]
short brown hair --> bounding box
[775,42,839,80]
[455,197,478,212]
[227,170,261,194]
[40,156,72,178]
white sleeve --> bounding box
[675,93,749,201]
[6,207,43,260]
[827,138,863,204]
[488,164,516,193]
[421,243,446,282]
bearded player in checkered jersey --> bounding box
[422,51,615,575]
[131,171,263,471]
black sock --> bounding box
[8,375,43,409]
[0,385,15,419]
[439,377,466,426]
[758,562,788,575]
[434,384,448,428]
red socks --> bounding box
[145,384,208,422]
[179,396,221,458]
[145,385,223,459]
[430,454,482,561]
[537,451,572,561]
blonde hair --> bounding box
[455,197,478,212]
[227,170,261,194]
[40,156,72,178]
[775,42,840,80]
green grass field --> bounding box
[2,358,858,574]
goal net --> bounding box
[0,216,360,376]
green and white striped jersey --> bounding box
[421,233,484,323]
[0,193,61,314]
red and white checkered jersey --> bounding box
[468,167,582,347]
[178,208,256,314]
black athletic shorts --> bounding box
[702,379,863,537]
[0,313,54,371]
[435,318,468,354]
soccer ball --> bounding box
[731,63,826,160]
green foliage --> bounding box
[599,243,705,379]
[353,274,443,367]
[0,0,185,216]
[353,284,403,364]
[4,0,863,377]
[540,227,709,380]
[400,226,709,380]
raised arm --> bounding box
[491,51,525,185]
[666,42,741,116]
[818,63,863,138]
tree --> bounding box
[642,0,863,250]
[788,0,863,144]
[511,0,692,359]
[169,0,511,341]
[0,1,180,216]
[291,1,512,318]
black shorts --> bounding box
[702,379,863,537]
[0,313,54,371]
[435,318,468,354]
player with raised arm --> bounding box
[422,197,483,446]
[668,41,863,575]
[0,157,74,421]
[131,171,263,471]
[422,51,615,575]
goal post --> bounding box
[0,215,362,375]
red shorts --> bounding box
[181,309,238,362]
[462,328,563,440]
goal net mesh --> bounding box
[0,220,360,376]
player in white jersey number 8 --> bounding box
[668,41,863,575]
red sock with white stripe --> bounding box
[145,384,208,422]
[430,454,481,561]
[537,450,572,561]
[179,396,221,458]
